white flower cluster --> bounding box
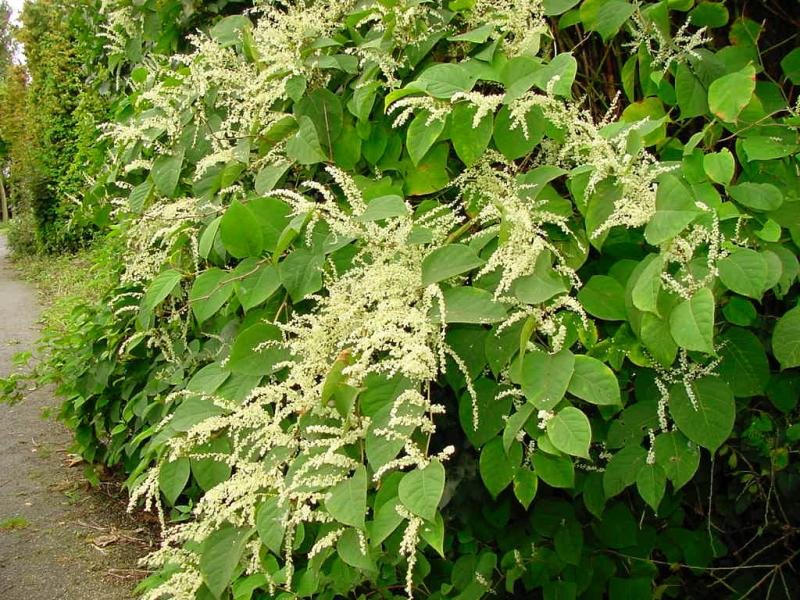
[626,7,710,75]
[653,349,722,429]
[466,0,549,56]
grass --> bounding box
[11,245,111,334]
[0,516,30,531]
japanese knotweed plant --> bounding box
[20,0,800,598]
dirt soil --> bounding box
[0,235,153,599]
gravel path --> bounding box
[0,235,150,599]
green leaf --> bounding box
[717,327,770,397]
[493,105,543,160]
[421,244,485,286]
[337,528,376,571]
[398,460,445,521]
[256,497,287,554]
[631,254,664,314]
[603,445,646,498]
[708,64,756,122]
[404,143,450,196]
[669,288,715,353]
[577,275,626,320]
[580,0,636,41]
[513,469,538,509]
[636,463,666,512]
[644,174,699,245]
[151,148,184,198]
[718,248,767,299]
[554,518,583,565]
[190,269,235,323]
[773,306,800,369]
[280,249,324,302]
[420,513,446,557]
[703,149,735,185]
[200,526,251,599]
[220,201,264,259]
[142,269,182,311]
[369,497,404,547]
[235,263,281,311]
[286,115,327,165]
[781,47,800,85]
[728,182,783,212]
[357,195,409,222]
[415,63,473,98]
[543,0,581,15]
[689,2,729,27]
[502,402,535,453]
[531,53,577,98]
[670,376,735,451]
[228,323,284,376]
[407,111,446,166]
[326,466,367,530]
[741,136,799,161]
[255,162,290,194]
[480,437,521,498]
[532,452,574,488]
[675,63,708,119]
[518,349,575,410]
[430,286,507,324]
[450,102,493,166]
[159,458,190,505]
[567,355,621,405]
[653,431,699,490]
[546,407,592,458]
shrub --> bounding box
[15,0,800,599]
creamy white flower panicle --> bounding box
[625,6,710,74]
[466,0,549,57]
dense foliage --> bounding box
[5,0,800,598]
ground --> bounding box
[0,235,151,599]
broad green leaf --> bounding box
[708,64,756,122]
[430,286,507,324]
[404,143,450,196]
[513,469,538,509]
[450,102,493,166]
[631,254,664,314]
[280,249,324,302]
[644,174,699,245]
[460,378,510,448]
[675,63,708,119]
[256,496,287,554]
[636,463,666,512]
[718,248,767,299]
[286,115,327,164]
[249,197,292,253]
[479,437,521,498]
[543,0,581,15]
[567,355,621,405]
[717,327,770,397]
[518,348,575,410]
[190,269,235,323]
[493,105,543,160]
[421,244,485,286]
[669,288,715,353]
[229,323,284,376]
[369,497,404,547]
[531,452,574,488]
[398,460,445,521]
[159,457,190,505]
[670,376,735,451]
[554,518,583,565]
[200,526,251,599]
[420,513,445,557]
[781,47,800,85]
[580,0,636,41]
[689,2,729,27]
[142,269,182,311]
[653,431,699,490]
[502,402,535,453]
[728,182,783,212]
[198,216,222,260]
[407,111,446,166]
[187,363,229,394]
[703,149,735,185]
[415,63,473,98]
[531,53,577,98]
[235,262,281,311]
[220,201,264,259]
[357,195,409,222]
[254,162,290,194]
[337,528,376,571]
[151,148,184,198]
[295,88,343,153]
[326,466,367,529]
[741,136,798,161]
[603,445,646,498]
[577,275,626,320]
[546,406,591,458]
[773,306,800,369]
